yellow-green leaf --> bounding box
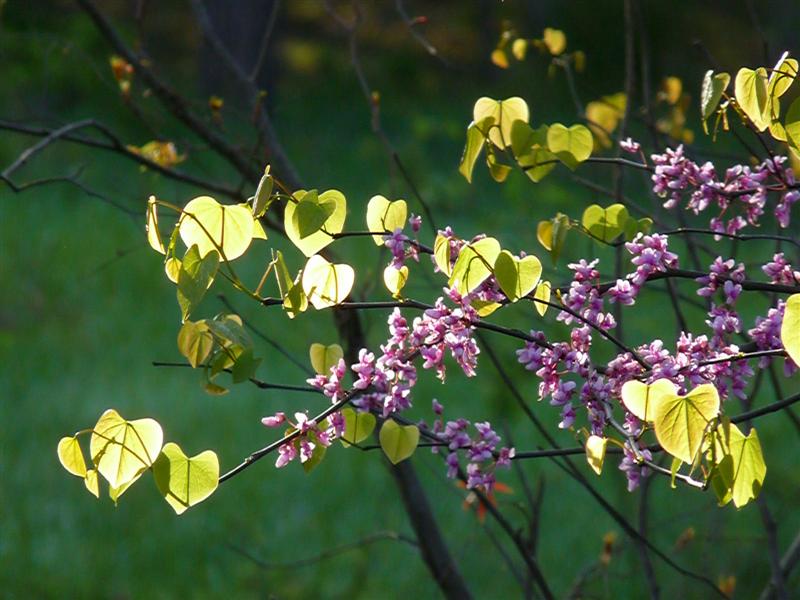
[179,196,257,260]
[620,378,677,422]
[735,67,770,131]
[700,70,730,121]
[473,97,529,149]
[434,233,453,277]
[582,203,630,243]
[459,116,494,183]
[341,408,376,447]
[585,435,606,475]
[448,237,501,295]
[57,436,87,478]
[251,166,273,218]
[309,342,343,375]
[301,255,355,309]
[781,294,800,365]
[164,257,181,284]
[89,409,164,489]
[511,38,527,61]
[383,264,409,298]
[146,196,165,254]
[177,320,214,368]
[366,196,407,245]
[284,189,347,257]
[379,420,420,464]
[177,245,219,322]
[533,280,552,316]
[153,442,219,515]
[785,97,800,152]
[711,424,766,508]
[542,27,566,55]
[768,52,798,99]
[546,123,592,170]
[84,469,100,498]
[494,250,542,302]
[652,383,720,463]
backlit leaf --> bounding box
[301,255,355,309]
[533,280,552,316]
[179,196,256,260]
[459,116,494,183]
[177,245,219,322]
[284,189,347,257]
[449,237,501,295]
[89,409,163,490]
[341,408,376,447]
[146,196,165,254]
[546,123,592,169]
[652,383,720,463]
[309,343,343,375]
[494,250,542,302]
[57,436,87,478]
[700,70,730,121]
[177,320,214,368]
[379,420,420,464]
[735,67,770,131]
[585,435,606,475]
[434,233,453,277]
[781,294,800,365]
[581,203,629,243]
[383,264,409,298]
[711,424,766,508]
[153,442,219,515]
[620,378,676,422]
[473,97,529,148]
[542,28,566,55]
[84,469,100,498]
[366,196,407,245]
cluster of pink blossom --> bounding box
[429,400,514,492]
[262,411,335,469]
[764,252,800,286]
[650,145,798,233]
[383,214,424,269]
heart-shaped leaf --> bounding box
[153,442,219,515]
[473,97,529,148]
[177,320,214,368]
[533,280,552,316]
[367,196,408,244]
[179,196,258,261]
[459,116,495,182]
[700,70,730,122]
[84,469,100,499]
[710,423,766,508]
[652,383,720,463]
[536,214,570,264]
[620,378,677,422]
[582,203,630,243]
[735,67,770,131]
[542,27,566,55]
[517,143,557,183]
[781,294,800,365]
[57,436,87,478]
[494,250,542,302]
[177,245,219,322]
[448,237,501,295]
[340,408,377,447]
[383,264,409,298]
[89,409,164,489]
[768,52,798,99]
[585,435,606,475]
[284,189,347,257]
[146,196,165,254]
[309,343,343,375]
[293,197,335,239]
[546,123,592,169]
[301,255,355,309]
[433,233,453,277]
[379,420,420,464]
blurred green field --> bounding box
[2,2,800,598]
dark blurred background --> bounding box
[1,1,799,598]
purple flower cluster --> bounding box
[431,400,513,492]
[650,145,798,232]
[763,253,800,286]
[261,411,333,469]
